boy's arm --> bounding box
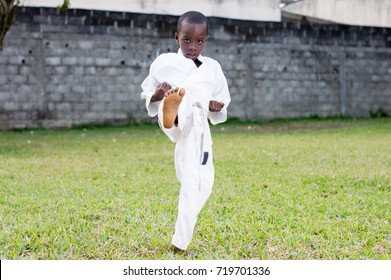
[140,56,161,117]
[208,64,231,125]
[208,105,228,125]
[141,70,171,117]
[141,66,158,117]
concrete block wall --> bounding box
[0,7,390,129]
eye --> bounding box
[183,38,190,43]
[197,40,204,44]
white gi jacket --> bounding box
[141,49,230,124]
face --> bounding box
[175,20,208,61]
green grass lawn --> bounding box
[0,118,390,260]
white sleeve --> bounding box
[141,59,161,117]
[208,107,228,125]
[208,62,231,125]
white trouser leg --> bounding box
[172,132,214,250]
[171,177,213,250]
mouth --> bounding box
[186,53,198,59]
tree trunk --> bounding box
[0,0,19,51]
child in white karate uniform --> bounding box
[141,11,231,254]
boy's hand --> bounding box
[209,100,225,112]
[151,82,171,102]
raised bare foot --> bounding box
[162,87,185,129]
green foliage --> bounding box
[369,107,388,118]
[0,118,390,259]
[56,0,70,13]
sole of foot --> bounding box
[162,87,185,129]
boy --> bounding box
[141,11,231,254]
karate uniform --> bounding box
[141,49,231,250]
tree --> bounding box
[57,0,70,13]
[0,0,70,50]
[0,0,18,50]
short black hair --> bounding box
[177,11,209,34]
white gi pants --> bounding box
[158,93,214,250]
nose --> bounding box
[189,42,196,50]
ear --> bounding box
[174,32,179,42]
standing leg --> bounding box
[172,180,213,251]
[172,132,214,251]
